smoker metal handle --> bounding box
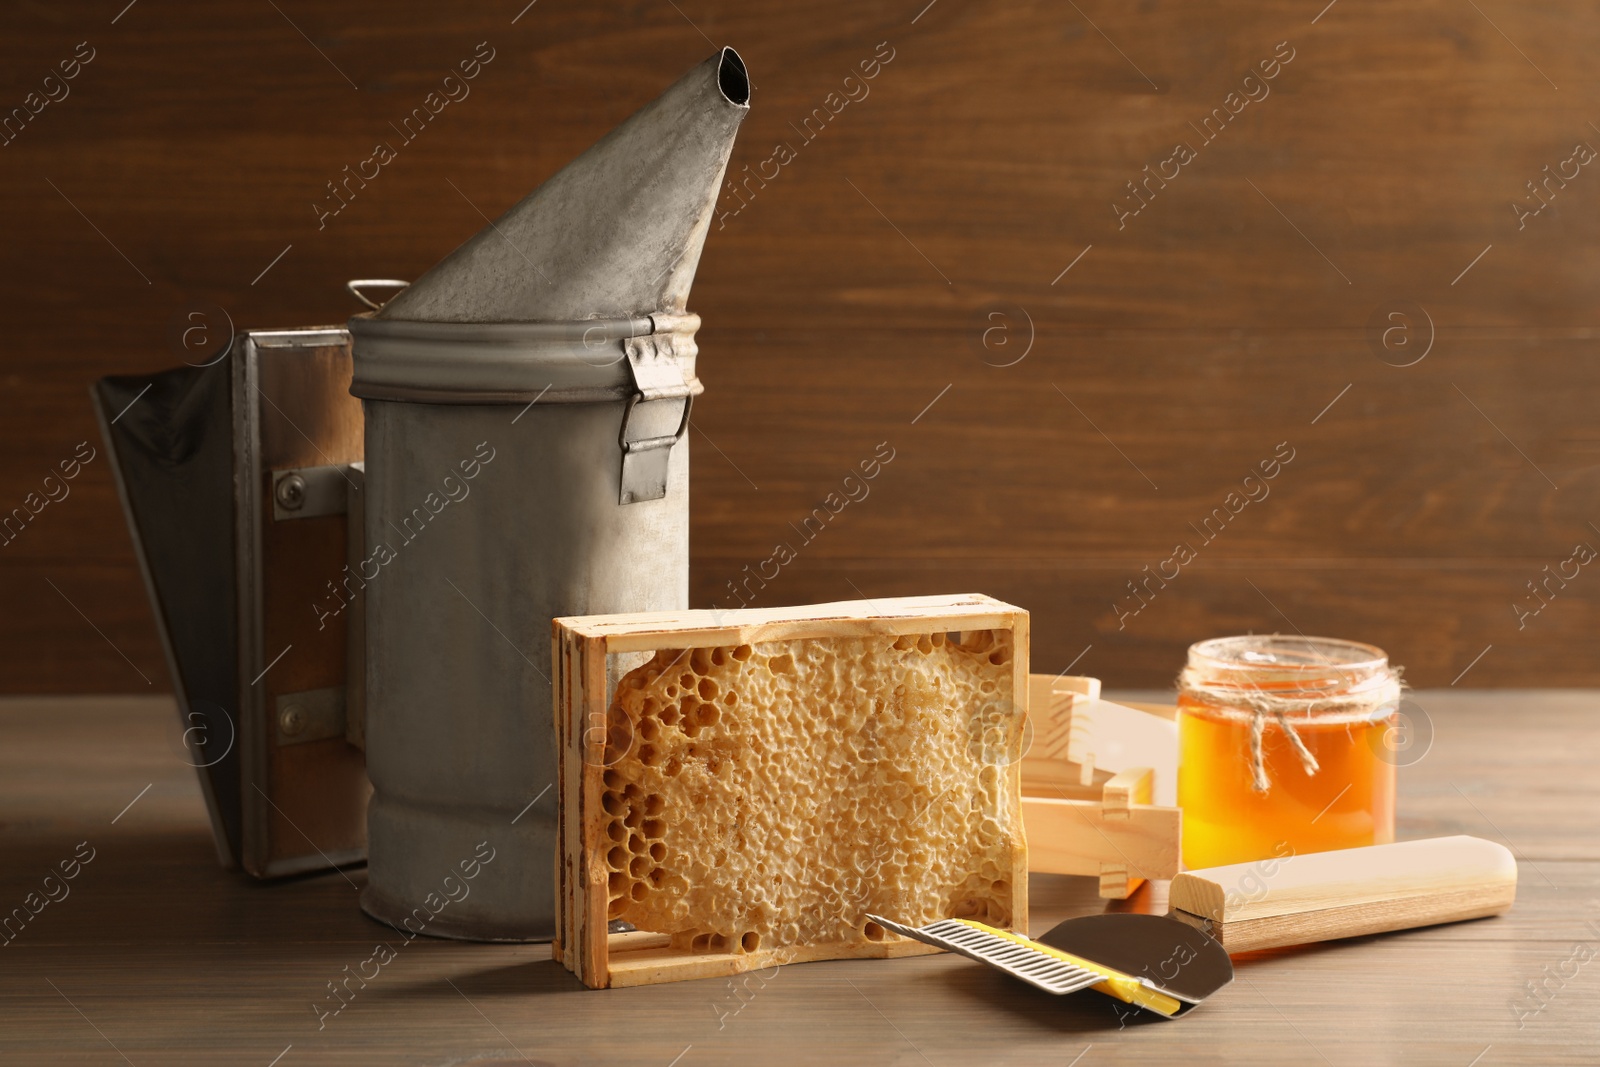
[618,392,693,453]
[346,279,411,311]
[617,391,692,505]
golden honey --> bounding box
[1177,636,1400,870]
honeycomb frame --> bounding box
[552,594,1030,989]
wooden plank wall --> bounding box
[2,0,1596,690]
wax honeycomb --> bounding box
[599,629,1022,956]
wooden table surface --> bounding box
[2,690,1595,1065]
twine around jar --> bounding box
[1177,665,1403,794]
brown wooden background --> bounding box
[3,0,1596,691]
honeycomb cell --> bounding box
[598,631,1020,954]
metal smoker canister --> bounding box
[349,48,749,941]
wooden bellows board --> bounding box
[552,594,1030,989]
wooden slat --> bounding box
[1006,606,1032,926]
[1066,697,1179,808]
[557,593,1019,651]
[1100,768,1153,816]
[1021,796,1182,882]
[580,634,610,988]
[551,626,575,968]
[605,937,939,989]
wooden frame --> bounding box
[1019,675,1181,899]
[552,594,1029,989]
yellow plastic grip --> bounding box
[953,920,1183,1017]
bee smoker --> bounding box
[349,48,750,940]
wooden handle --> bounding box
[1168,835,1517,954]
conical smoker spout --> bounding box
[353,50,749,942]
[379,47,751,324]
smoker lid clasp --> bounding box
[617,315,696,505]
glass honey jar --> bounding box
[1177,635,1402,870]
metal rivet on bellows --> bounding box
[275,473,306,511]
[279,704,307,736]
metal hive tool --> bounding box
[870,917,1107,996]
[868,912,1234,1019]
